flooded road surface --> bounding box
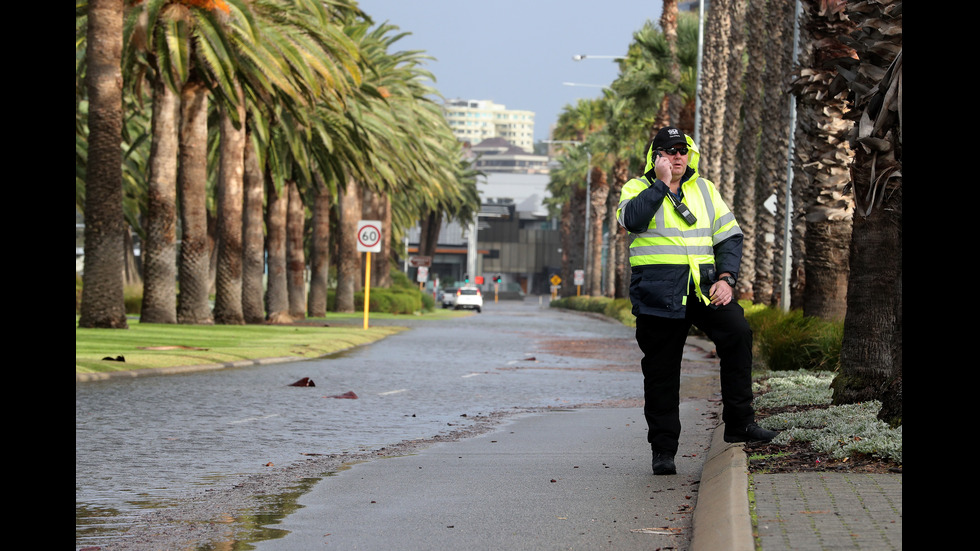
[76,299,648,548]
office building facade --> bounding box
[443,99,535,154]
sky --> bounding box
[354,0,664,144]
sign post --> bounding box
[357,220,382,329]
[574,269,585,297]
[549,274,562,300]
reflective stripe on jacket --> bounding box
[616,136,743,318]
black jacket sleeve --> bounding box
[621,172,669,234]
[713,234,743,281]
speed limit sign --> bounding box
[357,220,382,253]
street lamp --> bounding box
[561,82,608,89]
[572,54,625,61]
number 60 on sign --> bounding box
[357,220,382,253]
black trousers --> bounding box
[634,297,755,455]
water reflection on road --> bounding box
[75,299,643,542]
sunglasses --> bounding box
[659,146,689,156]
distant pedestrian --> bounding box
[616,126,777,475]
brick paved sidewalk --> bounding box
[752,472,902,550]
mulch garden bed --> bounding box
[746,403,902,474]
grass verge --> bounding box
[76,310,470,375]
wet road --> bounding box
[76,298,647,547]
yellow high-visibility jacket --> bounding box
[616,136,743,318]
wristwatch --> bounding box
[719,274,736,287]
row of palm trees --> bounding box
[76,0,480,328]
[546,0,902,424]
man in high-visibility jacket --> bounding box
[618,126,776,475]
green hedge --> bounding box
[742,302,842,372]
[549,295,636,327]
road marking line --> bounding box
[379,389,408,395]
[462,373,482,378]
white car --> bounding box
[439,288,456,309]
[453,286,483,313]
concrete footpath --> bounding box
[251,406,901,551]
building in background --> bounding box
[443,99,535,154]
[470,138,550,174]
[405,133,562,297]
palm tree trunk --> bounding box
[140,76,180,324]
[588,166,608,296]
[242,131,266,323]
[828,0,902,426]
[834,142,902,410]
[718,0,747,207]
[604,158,629,298]
[177,79,213,324]
[213,86,246,325]
[123,229,141,287]
[752,0,795,306]
[336,178,362,312]
[560,186,587,298]
[79,0,128,329]
[376,195,393,287]
[265,179,288,320]
[732,0,765,302]
[307,182,331,317]
[832,198,902,413]
[801,219,850,320]
[418,210,442,260]
[655,0,681,129]
[698,0,732,181]
[286,180,307,319]
[793,0,856,319]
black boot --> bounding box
[651,451,676,475]
[724,422,778,443]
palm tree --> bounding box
[415,152,482,268]
[546,144,589,297]
[829,0,902,425]
[285,179,307,319]
[751,0,795,307]
[139,72,181,323]
[697,0,732,181]
[211,0,364,323]
[119,0,237,324]
[654,0,681,129]
[717,0,746,208]
[329,20,479,302]
[265,176,289,319]
[335,177,362,312]
[615,15,699,137]
[551,98,607,295]
[791,0,856,320]
[176,77,213,324]
[122,0,237,323]
[307,175,332,317]
[242,126,266,323]
[599,95,646,299]
[78,0,129,329]
[731,0,765,301]
[212,81,247,324]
